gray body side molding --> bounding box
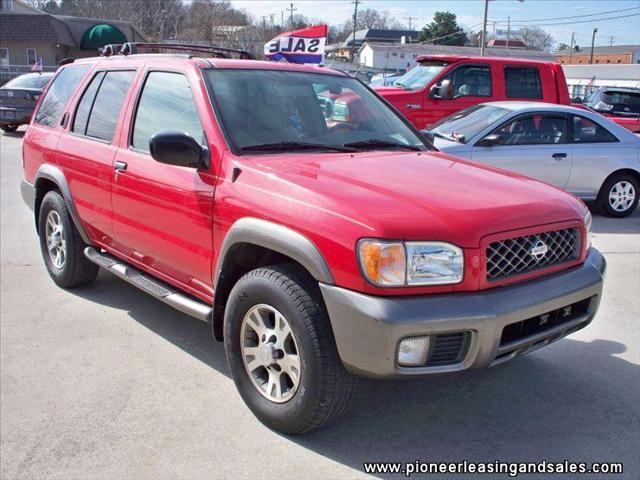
[214,217,334,286]
[34,164,93,245]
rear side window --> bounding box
[72,71,105,135]
[131,72,203,152]
[85,71,135,141]
[34,64,90,127]
[504,67,542,99]
[572,116,618,143]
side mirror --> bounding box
[420,129,434,145]
[149,131,210,169]
[476,133,503,147]
[429,79,453,100]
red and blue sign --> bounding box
[264,25,327,64]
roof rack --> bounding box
[99,42,256,60]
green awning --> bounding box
[80,24,127,51]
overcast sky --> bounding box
[230,0,640,48]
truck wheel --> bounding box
[598,173,639,218]
[38,190,98,288]
[224,264,356,434]
[1,124,19,133]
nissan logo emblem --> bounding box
[530,240,549,261]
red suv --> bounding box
[21,44,606,434]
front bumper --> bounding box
[320,248,606,379]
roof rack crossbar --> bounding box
[99,42,255,60]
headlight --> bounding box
[358,240,464,287]
[583,210,592,250]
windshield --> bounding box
[204,69,427,154]
[587,90,640,115]
[394,62,447,90]
[429,105,511,143]
[3,73,53,90]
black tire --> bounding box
[224,264,356,434]
[38,190,98,288]
[1,124,19,133]
[597,173,639,218]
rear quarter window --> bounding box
[34,64,91,128]
[504,66,542,99]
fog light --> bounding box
[397,335,430,367]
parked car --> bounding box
[0,72,54,132]
[584,87,640,133]
[373,55,571,130]
[21,47,605,434]
[369,73,403,87]
[428,102,640,217]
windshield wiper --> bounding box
[241,141,358,153]
[342,139,421,151]
[394,81,409,90]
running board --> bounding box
[84,247,212,323]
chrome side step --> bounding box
[84,247,212,323]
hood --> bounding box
[246,151,585,248]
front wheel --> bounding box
[224,265,356,434]
[598,173,639,217]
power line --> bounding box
[491,6,640,24]
[494,12,640,28]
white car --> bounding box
[428,102,640,217]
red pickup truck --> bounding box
[374,55,638,132]
[21,45,605,434]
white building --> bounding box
[562,64,640,100]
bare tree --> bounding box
[520,26,554,52]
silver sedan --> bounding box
[428,102,640,217]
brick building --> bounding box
[555,45,640,65]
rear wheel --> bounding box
[224,264,356,434]
[598,173,639,217]
[1,124,18,133]
[38,190,98,288]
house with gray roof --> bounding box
[0,0,146,83]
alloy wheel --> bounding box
[609,181,636,212]
[240,304,301,403]
[45,210,66,269]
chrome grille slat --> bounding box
[486,228,580,281]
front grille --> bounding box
[486,227,580,281]
[500,297,592,347]
[425,332,470,366]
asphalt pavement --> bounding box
[1,127,639,479]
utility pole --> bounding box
[281,10,284,27]
[288,3,296,28]
[506,16,510,53]
[480,0,489,56]
[589,27,598,64]
[568,32,575,63]
[404,16,417,30]
[609,35,614,46]
[260,15,268,29]
[350,0,360,63]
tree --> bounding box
[557,42,569,52]
[520,26,554,52]
[418,11,467,46]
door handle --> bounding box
[406,104,421,110]
[552,153,567,160]
[114,161,128,171]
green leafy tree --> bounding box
[418,11,467,45]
